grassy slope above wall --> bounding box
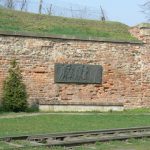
[0,8,139,42]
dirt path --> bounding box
[0,112,98,119]
[0,113,49,119]
[0,112,150,119]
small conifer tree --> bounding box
[2,59,28,112]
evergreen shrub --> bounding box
[2,59,28,112]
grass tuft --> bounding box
[0,8,140,42]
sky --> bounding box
[67,0,146,26]
[27,0,147,26]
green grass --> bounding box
[1,139,150,150]
[94,138,150,150]
[0,8,140,42]
[139,23,150,28]
[0,112,150,137]
[0,112,150,149]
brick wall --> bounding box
[0,24,149,109]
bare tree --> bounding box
[141,1,150,21]
[46,3,52,16]
[70,6,74,18]
[100,5,106,21]
[68,6,80,18]
[78,7,88,19]
[20,0,28,11]
[39,0,43,14]
[5,0,15,9]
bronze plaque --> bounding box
[55,64,102,84]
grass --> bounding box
[139,23,150,28]
[0,8,140,42]
[0,112,150,137]
[0,112,150,149]
[1,139,150,150]
[94,138,150,150]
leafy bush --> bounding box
[2,59,28,112]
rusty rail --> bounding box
[0,126,150,149]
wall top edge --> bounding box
[0,31,143,45]
[39,103,124,107]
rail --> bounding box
[0,126,150,149]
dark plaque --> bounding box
[55,64,103,84]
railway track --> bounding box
[0,126,150,149]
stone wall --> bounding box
[0,24,149,109]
